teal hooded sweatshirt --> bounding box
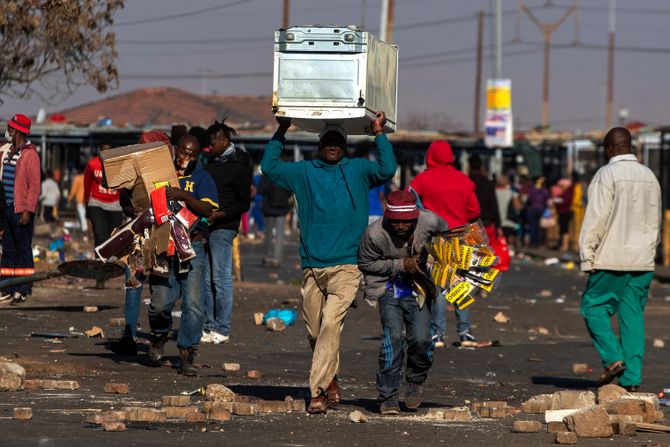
[261,132,396,268]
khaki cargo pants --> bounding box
[301,264,361,398]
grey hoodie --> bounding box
[358,210,449,303]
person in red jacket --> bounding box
[409,140,481,347]
[0,114,41,304]
[84,141,122,288]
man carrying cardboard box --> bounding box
[145,134,219,376]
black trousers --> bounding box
[377,292,434,402]
[87,205,123,247]
[1,205,35,295]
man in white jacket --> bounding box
[579,127,661,391]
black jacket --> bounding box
[0,182,5,231]
[205,147,252,232]
[470,172,501,228]
[258,174,292,217]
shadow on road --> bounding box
[531,376,597,389]
[0,305,118,312]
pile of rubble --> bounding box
[514,386,667,443]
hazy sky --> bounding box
[1,0,669,132]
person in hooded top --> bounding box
[409,140,481,348]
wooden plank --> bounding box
[635,422,670,433]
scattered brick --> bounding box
[426,408,445,420]
[203,401,233,413]
[123,407,167,423]
[254,312,264,325]
[233,402,259,416]
[207,407,231,421]
[609,414,643,424]
[489,407,511,418]
[223,363,241,372]
[555,431,577,444]
[521,394,553,414]
[246,370,262,379]
[443,407,473,421]
[13,407,32,420]
[563,405,613,438]
[205,384,235,402]
[289,399,304,412]
[512,420,542,433]
[161,395,190,407]
[0,362,26,392]
[547,421,568,433]
[104,383,129,394]
[102,422,126,431]
[185,411,206,423]
[55,380,79,390]
[24,379,43,389]
[258,400,292,413]
[349,410,368,423]
[164,406,200,419]
[551,390,596,410]
[85,411,126,424]
[621,392,661,411]
[83,306,98,313]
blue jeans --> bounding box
[123,264,143,338]
[204,229,236,336]
[148,240,207,349]
[430,293,471,338]
[377,293,434,402]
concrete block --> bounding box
[605,399,656,423]
[551,390,596,410]
[521,394,553,414]
[545,409,580,423]
[563,405,613,438]
[613,421,637,436]
[597,384,627,405]
[205,384,235,402]
[0,362,25,392]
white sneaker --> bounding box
[208,330,229,344]
[200,331,212,343]
[0,293,12,302]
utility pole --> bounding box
[495,0,502,79]
[360,0,367,29]
[282,0,290,29]
[606,0,616,128]
[379,0,394,42]
[474,10,484,134]
[521,1,577,129]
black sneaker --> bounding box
[110,336,138,356]
[404,382,423,409]
[460,332,476,343]
[379,398,401,415]
[10,293,27,305]
[148,333,167,365]
[179,347,197,376]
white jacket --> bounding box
[579,154,661,272]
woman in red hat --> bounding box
[1,114,41,304]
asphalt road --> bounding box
[0,236,669,446]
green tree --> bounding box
[0,0,124,102]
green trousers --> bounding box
[580,270,654,387]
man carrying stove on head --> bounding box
[145,135,219,376]
[358,190,449,415]
[261,112,397,414]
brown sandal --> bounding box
[597,361,626,386]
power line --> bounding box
[115,0,256,27]
[122,71,272,80]
[117,36,267,46]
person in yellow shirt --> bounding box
[570,171,585,252]
[67,170,87,233]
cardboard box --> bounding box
[101,142,178,210]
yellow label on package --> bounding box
[431,265,448,288]
[445,281,474,304]
[455,295,475,309]
[479,256,496,267]
[459,245,473,270]
[154,180,171,189]
[481,268,500,282]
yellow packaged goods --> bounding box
[423,220,503,310]
[100,142,179,210]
